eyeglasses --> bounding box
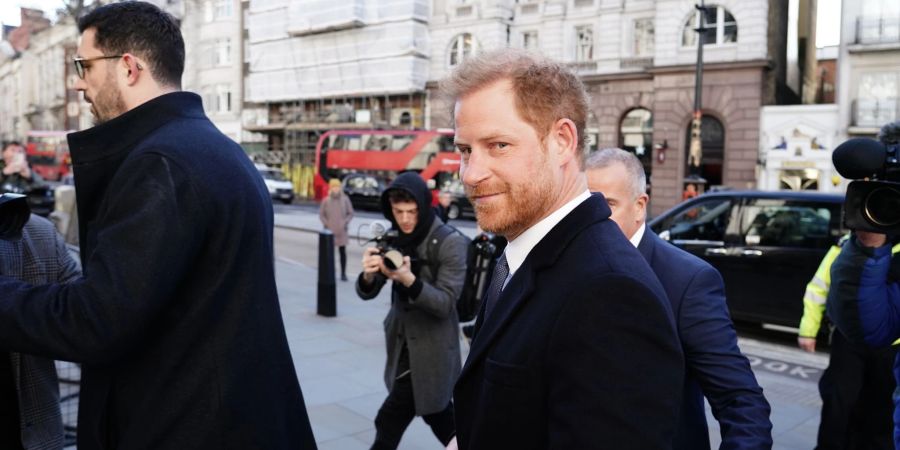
[72,55,123,79]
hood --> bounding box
[380,172,436,249]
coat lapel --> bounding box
[459,194,612,380]
[637,228,657,264]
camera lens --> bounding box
[864,186,900,227]
[383,250,404,271]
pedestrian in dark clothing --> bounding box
[356,172,468,450]
[0,3,316,449]
[0,214,81,450]
[434,190,452,223]
[827,120,900,449]
[799,235,896,450]
[586,148,773,450]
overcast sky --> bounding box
[1,0,843,47]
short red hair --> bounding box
[439,48,590,166]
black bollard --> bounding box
[317,230,337,317]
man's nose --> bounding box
[461,149,490,188]
[74,77,87,92]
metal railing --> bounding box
[856,16,900,45]
[852,98,900,127]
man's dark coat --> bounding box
[0,93,316,449]
[638,230,772,449]
[453,194,685,449]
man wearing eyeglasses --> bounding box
[0,2,316,449]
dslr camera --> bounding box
[363,221,405,271]
[833,137,900,233]
[0,193,30,241]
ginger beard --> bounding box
[465,142,558,238]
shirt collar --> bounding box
[629,223,647,248]
[505,190,591,276]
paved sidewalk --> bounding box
[276,258,452,449]
[274,215,826,449]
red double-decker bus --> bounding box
[25,130,73,181]
[314,129,460,200]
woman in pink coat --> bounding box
[319,178,354,280]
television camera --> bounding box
[833,137,900,233]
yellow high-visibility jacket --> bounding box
[800,236,900,341]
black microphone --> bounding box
[832,138,886,180]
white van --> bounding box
[255,164,294,204]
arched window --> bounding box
[681,5,738,46]
[684,115,725,186]
[448,33,476,67]
[618,108,653,177]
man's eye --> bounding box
[492,142,509,150]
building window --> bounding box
[449,33,476,67]
[619,108,654,176]
[522,31,539,51]
[858,0,900,43]
[215,38,231,66]
[633,18,655,56]
[683,115,725,186]
[855,72,899,127]
[575,26,593,62]
[681,5,738,46]
[205,85,233,114]
[214,0,233,20]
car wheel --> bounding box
[281,198,293,205]
[447,203,460,220]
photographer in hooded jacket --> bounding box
[828,120,900,449]
[356,171,468,450]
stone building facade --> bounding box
[426,0,801,215]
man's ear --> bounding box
[550,118,579,166]
[121,54,143,85]
[636,193,649,220]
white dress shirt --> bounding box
[629,223,646,248]
[502,190,592,287]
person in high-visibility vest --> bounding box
[799,236,899,449]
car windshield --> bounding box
[259,169,287,181]
[347,175,381,189]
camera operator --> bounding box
[829,120,900,449]
[356,171,468,450]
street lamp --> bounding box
[687,0,709,191]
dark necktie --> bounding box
[483,254,509,321]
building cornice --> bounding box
[425,59,774,87]
[647,59,774,74]
[580,71,653,83]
